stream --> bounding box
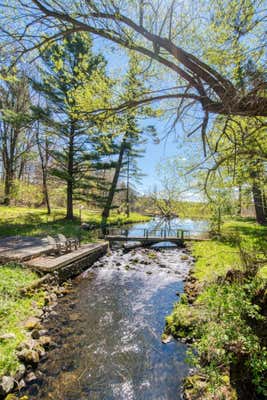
[22,218,208,400]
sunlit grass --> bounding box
[0,206,150,241]
[191,218,267,282]
[0,264,44,375]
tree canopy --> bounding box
[0,0,266,122]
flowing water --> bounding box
[22,219,208,400]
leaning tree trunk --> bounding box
[126,153,130,217]
[252,181,266,225]
[36,128,51,215]
[66,124,75,220]
[102,138,126,226]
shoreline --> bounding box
[164,237,267,400]
[0,275,75,400]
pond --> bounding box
[22,219,206,399]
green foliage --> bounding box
[33,32,115,217]
[166,218,267,396]
[0,264,44,375]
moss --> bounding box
[165,303,200,339]
[183,373,238,400]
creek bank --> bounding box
[0,277,74,400]
[164,241,267,400]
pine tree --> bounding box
[33,33,112,219]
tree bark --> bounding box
[237,185,242,216]
[66,122,75,220]
[252,181,266,225]
[3,169,13,205]
[36,127,51,215]
[102,138,126,224]
[126,153,130,217]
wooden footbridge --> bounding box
[104,228,209,245]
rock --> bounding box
[38,336,52,348]
[50,293,58,303]
[81,222,90,230]
[24,317,41,330]
[16,338,36,351]
[17,349,40,364]
[181,255,189,260]
[0,333,16,341]
[49,311,58,317]
[28,384,39,396]
[161,334,172,344]
[60,288,72,295]
[34,309,43,317]
[25,372,37,383]
[35,344,46,357]
[18,379,26,391]
[0,376,15,395]
[15,363,26,380]
[39,329,48,336]
[69,313,80,321]
[31,329,40,340]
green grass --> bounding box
[0,264,44,376]
[0,206,150,242]
[191,218,267,282]
[166,217,267,398]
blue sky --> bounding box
[93,38,203,195]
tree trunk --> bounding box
[237,185,242,216]
[102,138,126,224]
[252,181,266,225]
[42,172,51,215]
[262,192,267,216]
[36,126,51,214]
[3,170,12,205]
[66,123,75,220]
[126,152,130,217]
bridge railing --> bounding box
[104,227,210,239]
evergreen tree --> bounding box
[33,33,112,219]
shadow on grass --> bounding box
[0,218,96,242]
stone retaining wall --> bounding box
[56,243,109,282]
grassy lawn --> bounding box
[0,264,44,376]
[191,218,267,281]
[0,206,150,242]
